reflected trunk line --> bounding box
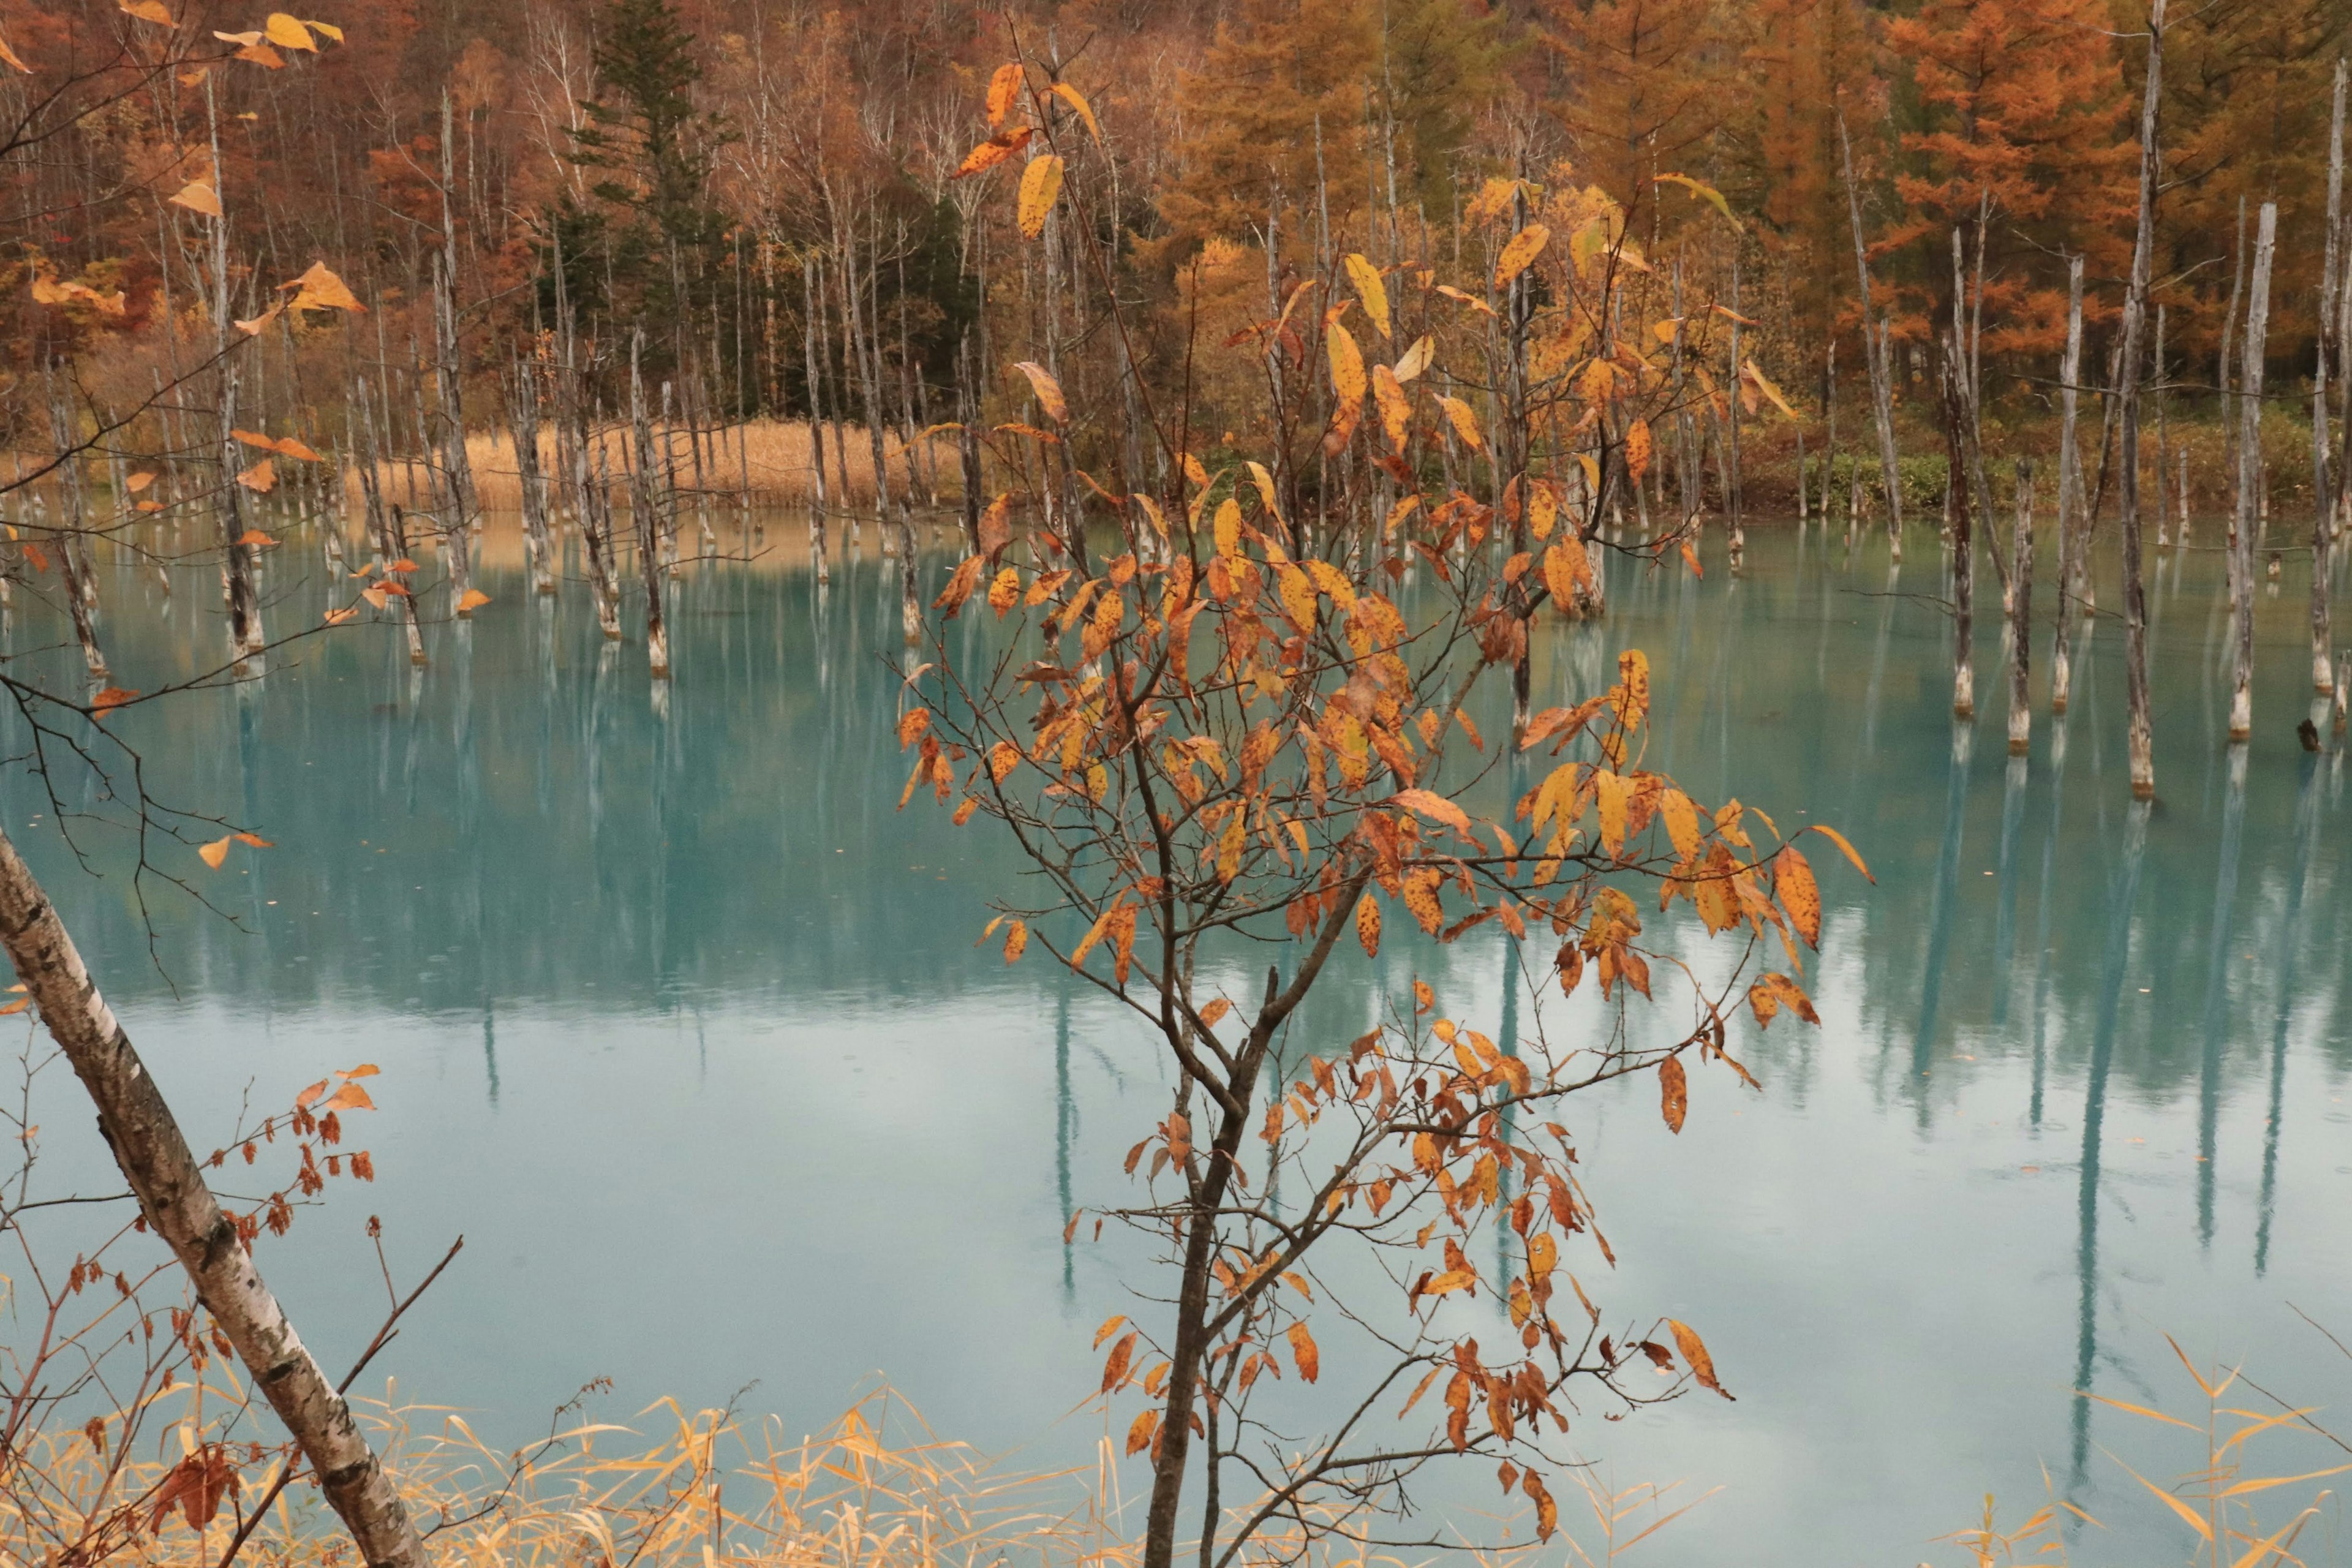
[2069,797,2149,1494]
[2255,752,2324,1275]
[2196,742,2248,1247]
[2029,714,2071,1129]
[1057,983,1075,1303]
[1992,752,2027,1028]
[1912,721,1974,1120]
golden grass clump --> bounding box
[342,421,960,514]
[0,1381,1133,1568]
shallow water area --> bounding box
[4,513,2350,1565]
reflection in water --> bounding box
[2196,744,2248,1247]
[2255,750,2323,1275]
[2070,797,2150,1493]
[0,522,2346,1567]
[2029,714,2070,1129]
[1912,722,1973,1119]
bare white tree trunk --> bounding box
[2052,258,2085,714]
[2116,0,2166,799]
[2230,201,2278,744]
[1838,112,1904,541]
[0,828,426,1568]
[2010,458,2034,754]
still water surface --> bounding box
[6,519,2350,1564]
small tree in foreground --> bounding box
[903,54,1869,1568]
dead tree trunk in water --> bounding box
[2010,459,2034,754]
[630,333,672,679]
[2317,63,2345,693]
[1939,339,1975,719]
[508,361,556,596]
[43,390,107,681]
[0,827,427,1568]
[2052,258,2086,714]
[2230,201,2278,744]
[2116,0,2165,798]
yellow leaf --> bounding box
[1011,360,1067,423]
[1655,171,1739,228]
[233,304,282,336]
[1393,788,1472,841]
[273,435,322,461]
[263,13,314,50]
[1667,1320,1732,1399]
[302,18,341,41]
[125,472,156,492]
[281,260,364,312]
[1423,1268,1476,1297]
[322,603,360,625]
[1326,318,1366,408]
[1355,894,1379,957]
[1776,845,1821,947]
[1003,919,1028,963]
[1016,154,1063,238]
[1372,364,1411,452]
[1050,81,1099,143]
[1804,823,1874,882]
[320,1082,374,1112]
[235,462,276,494]
[197,837,231,869]
[458,588,492,612]
[119,1,175,23]
[983,62,1024,128]
[1542,538,1593,609]
[1626,418,1653,484]
[1213,497,1241,559]
[1493,223,1551,287]
[213,29,260,43]
[1343,253,1389,338]
[1436,395,1484,452]
[1743,358,1797,419]
[233,42,285,67]
[0,29,29,72]
[1393,334,1434,382]
[170,179,223,217]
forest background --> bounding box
[9,0,2350,516]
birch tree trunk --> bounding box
[508,362,556,596]
[0,827,427,1568]
[2116,0,2165,797]
[2230,202,2277,744]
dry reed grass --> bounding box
[342,421,960,514]
[1,1379,1131,1568]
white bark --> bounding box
[0,828,425,1568]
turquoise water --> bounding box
[4,517,2350,1563]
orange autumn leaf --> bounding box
[1286,1321,1319,1382]
[91,687,138,711]
[1668,1319,1733,1399]
[169,180,223,217]
[1659,1054,1687,1133]
[1011,361,1067,423]
[197,837,231,869]
[235,463,275,494]
[1355,894,1380,958]
[457,588,492,612]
